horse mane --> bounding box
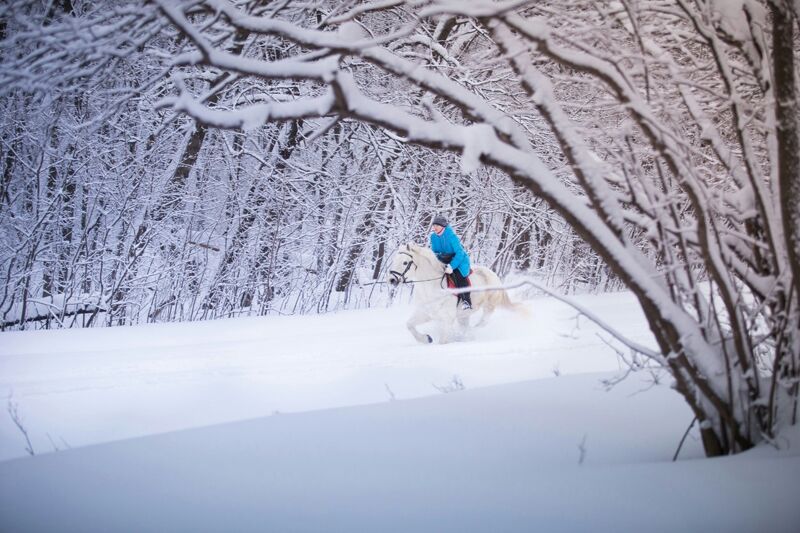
[405,243,437,269]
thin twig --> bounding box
[673,416,697,461]
[449,277,661,362]
[7,394,35,456]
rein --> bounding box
[409,276,446,284]
[360,277,444,286]
[382,250,446,286]
[388,251,416,283]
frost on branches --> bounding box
[2,0,800,457]
[151,0,799,457]
[0,0,590,331]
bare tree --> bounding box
[4,0,798,457]
[146,0,799,456]
[2,0,588,328]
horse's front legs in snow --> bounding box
[407,309,433,344]
[434,302,463,344]
[435,319,453,344]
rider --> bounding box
[430,214,472,310]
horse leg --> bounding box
[436,319,452,344]
[474,304,494,327]
[456,306,471,330]
[436,301,462,343]
[474,289,505,327]
[407,310,433,344]
[456,311,475,341]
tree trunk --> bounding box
[772,3,800,302]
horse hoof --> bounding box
[426,335,433,344]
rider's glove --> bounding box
[444,264,453,275]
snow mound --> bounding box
[1,373,798,532]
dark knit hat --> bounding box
[432,214,448,227]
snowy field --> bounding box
[1,291,799,532]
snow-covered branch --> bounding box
[4,0,798,459]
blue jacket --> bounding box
[430,225,470,277]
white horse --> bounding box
[386,243,525,344]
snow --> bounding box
[337,21,368,43]
[164,86,337,131]
[459,124,493,173]
[708,0,766,43]
[1,291,799,531]
[0,292,648,462]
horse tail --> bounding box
[499,289,529,317]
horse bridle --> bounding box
[389,251,417,284]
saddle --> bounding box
[445,269,473,289]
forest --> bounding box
[0,0,602,331]
[1,0,799,457]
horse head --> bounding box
[387,244,419,287]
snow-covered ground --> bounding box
[0,291,650,462]
[1,291,799,532]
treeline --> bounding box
[0,1,607,330]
